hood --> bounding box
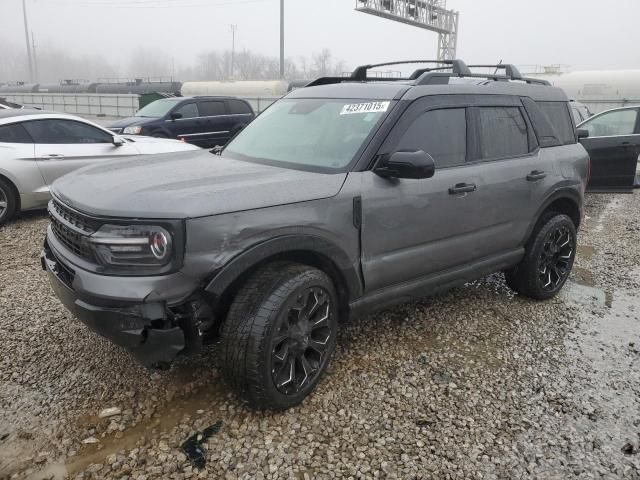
[108,116,157,128]
[51,150,348,219]
[121,135,200,152]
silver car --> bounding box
[0,110,200,225]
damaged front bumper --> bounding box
[41,238,201,367]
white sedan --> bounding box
[0,110,200,225]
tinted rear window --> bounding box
[536,101,575,145]
[478,107,529,160]
[228,99,253,115]
[0,123,32,143]
[396,108,467,167]
[199,101,226,116]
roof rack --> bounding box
[467,64,524,80]
[304,59,552,88]
[350,60,471,81]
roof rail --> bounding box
[304,59,552,88]
[466,64,551,85]
[467,64,523,80]
[304,77,350,88]
[350,59,471,81]
[416,67,552,86]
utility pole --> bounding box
[279,0,284,79]
[230,24,237,79]
[22,0,34,82]
[31,30,39,82]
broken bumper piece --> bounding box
[42,242,186,367]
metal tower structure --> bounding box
[355,0,459,61]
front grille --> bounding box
[51,200,100,234]
[49,200,101,262]
[109,127,123,134]
[53,251,76,287]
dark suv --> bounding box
[107,96,255,148]
[43,60,589,410]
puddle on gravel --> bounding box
[577,245,597,261]
[593,197,625,233]
[559,278,640,452]
[58,382,226,478]
[571,266,596,288]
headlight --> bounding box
[123,126,142,135]
[89,224,173,268]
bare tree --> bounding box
[0,39,347,85]
[311,49,333,77]
[126,47,172,79]
[0,38,29,83]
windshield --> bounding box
[224,98,391,172]
[135,99,181,118]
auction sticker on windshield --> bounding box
[340,101,390,115]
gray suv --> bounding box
[42,60,589,410]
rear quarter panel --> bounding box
[523,142,588,243]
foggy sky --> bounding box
[1,0,640,80]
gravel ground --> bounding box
[1,193,640,479]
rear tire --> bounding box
[505,212,577,300]
[220,263,338,410]
[0,178,18,226]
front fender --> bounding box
[204,234,363,301]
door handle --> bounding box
[40,154,65,160]
[448,183,477,195]
[527,170,547,182]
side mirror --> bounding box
[170,112,183,121]
[374,150,436,180]
[577,128,589,140]
[112,136,125,147]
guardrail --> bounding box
[4,93,140,117]
[4,93,281,118]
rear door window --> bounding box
[199,101,227,117]
[0,123,33,143]
[477,107,529,160]
[173,102,199,119]
[228,99,253,115]
[396,108,467,167]
[536,101,576,144]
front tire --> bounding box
[220,263,338,410]
[505,213,577,300]
[0,178,18,226]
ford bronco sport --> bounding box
[42,60,589,410]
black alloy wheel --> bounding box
[538,225,574,292]
[220,263,338,410]
[504,212,577,300]
[271,287,333,395]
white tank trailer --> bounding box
[533,70,640,114]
